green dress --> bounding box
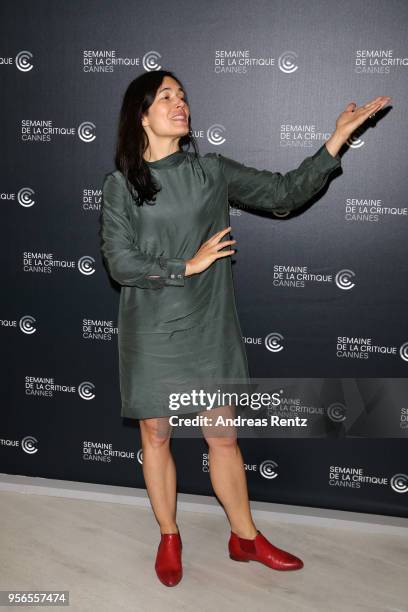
[101,143,341,420]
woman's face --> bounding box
[142,76,190,139]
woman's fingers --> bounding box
[360,103,381,116]
[363,96,385,109]
[215,239,236,251]
[364,96,383,107]
[191,227,237,274]
[348,97,390,122]
[345,96,390,116]
[368,95,391,106]
[205,226,233,246]
[364,102,387,118]
[214,225,232,235]
[365,99,384,110]
[362,96,391,112]
[363,101,380,111]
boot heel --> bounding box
[229,554,249,562]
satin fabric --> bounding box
[101,144,341,419]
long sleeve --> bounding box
[211,143,341,214]
[100,172,186,288]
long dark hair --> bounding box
[114,70,200,207]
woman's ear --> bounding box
[141,111,149,128]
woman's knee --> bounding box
[140,417,171,448]
[199,404,238,447]
[205,432,238,449]
[202,422,238,448]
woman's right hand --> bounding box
[185,226,237,276]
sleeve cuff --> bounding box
[159,257,187,286]
[313,142,342,172]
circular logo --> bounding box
[259,459,278,479]
[142,51,161,71]
[78,381,95,400]
[207,124,226,146]
[21,435,38,454]
[390,473,408,494]
[327,402,346,422]
[335,269,355,290]
[19,315,36,334]
[77,256,95,275]
[347,135,364,149]
[15,50,33,72]
[18,187,35,208]
[264,332,284,352]
[77,121,96,142]
[399,341,408,362]
[278,51,298,73]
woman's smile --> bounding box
[170,111,188,123]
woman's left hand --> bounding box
[335,96,392,139]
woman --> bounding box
[100,70,391,587]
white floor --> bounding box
[0,474,407,612]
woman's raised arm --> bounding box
[209,143,341,215]
[211,95,392,215]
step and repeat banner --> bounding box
[1,0,407,517]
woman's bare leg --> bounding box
[199,405,258,539]
[139,416,179,534]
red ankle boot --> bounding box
[154,532,183,586]
[229,529,303,571]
